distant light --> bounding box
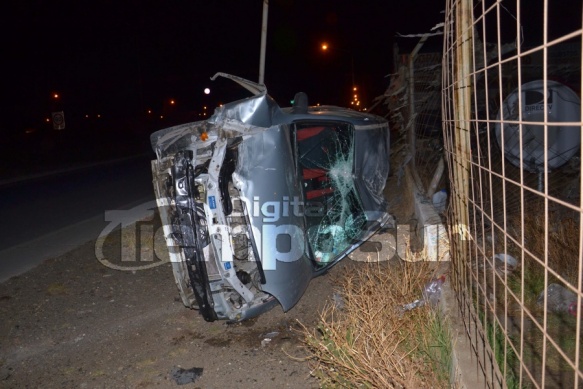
[203,106,207,110]
[147,109,152,114]
[353,87,357,91]
[85,114,89,118]
[97,114,101,118]
[204,88,210,95]
[160,115,164,119]
[53,93,59,99]
[45,118,50,122]
[321,43,328,51]
[170,100,175,105]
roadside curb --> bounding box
[401,160,486,388]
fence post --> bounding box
[451,1,472,268]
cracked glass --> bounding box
[293,122,366,264]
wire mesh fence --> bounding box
[381,36,446,201]
[409,49,446,197]
[442,0,582,387]
[375,29,452,264]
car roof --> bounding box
[208,73,388,130]
[278,104,387,129]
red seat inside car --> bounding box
[297,127,335,201]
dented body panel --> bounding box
[150,74,391,321]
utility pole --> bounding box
[258,0,269,85]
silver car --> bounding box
[150,73,391,322]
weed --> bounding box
[298,260,452,388]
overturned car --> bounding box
[150,73,391,322]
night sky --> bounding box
[3,1,444,137]
[3,0,579,171]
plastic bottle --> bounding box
[401,275,446,313]
[423,275,446,307]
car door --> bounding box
[292,121,367,268]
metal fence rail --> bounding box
[442,0,582,387]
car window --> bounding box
[292,122,366,264]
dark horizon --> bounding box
[3,1,447,137]
[3,0,578,178]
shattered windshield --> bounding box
[293,122,366,264]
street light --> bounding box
[321,42,361,108]
[320,42,355,89]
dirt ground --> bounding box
[0,236,344,388]
[0,166,413,389]
[0,229,408,389]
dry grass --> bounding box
[519,201,579,284]
[297,260,452,388]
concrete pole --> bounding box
[259,0,269,85]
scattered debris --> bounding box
[422,275,446,307]
[401,299,425,312]
[401,275,446,313]
[170,366,204,385]
[331,292,344,310]
[537,283,579,316]
[493,253,518,275]
[0,365,13,381]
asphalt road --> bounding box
[0,154,157,281]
